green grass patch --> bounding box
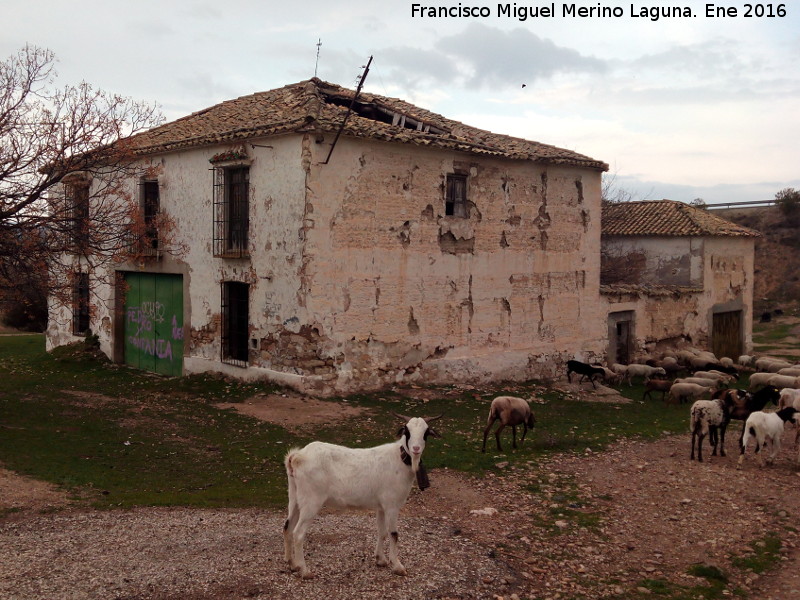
[731,532,782,574]
[0,336,689,510]
[633,564,730,599]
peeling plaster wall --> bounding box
[46,131,608,395]
[301,136,606,392]
[602,236,702,286]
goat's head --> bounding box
[393,413,442,473]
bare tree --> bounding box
[0,45,176,324]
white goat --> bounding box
[283,414,442,578]
[738,407,800,468]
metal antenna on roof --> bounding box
[322,55,373,165]
[314,39,322,78]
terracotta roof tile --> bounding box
[130,78,608,170]
[602,200,760,238]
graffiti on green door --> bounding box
[124,273,183,376]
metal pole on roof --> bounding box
[314,39,322,78]
[322,55,373,165]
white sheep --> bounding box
[755,357,792,373]
[481,396,536,452]
[690,397,730,462]
[738,355,756,367]
[692,370,735,384]
[767,374,800,390]
[748,372,776,391]
[624,364,666,386]
[778,388,800,448]
[738,407,800,468]
[674,377,719,388]
[669,382,709,404]
[778,388,800,410]
[777,367,800,377]
[283,414,442,578]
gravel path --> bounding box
[4,430,800,599]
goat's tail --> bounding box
[285,448,302,478]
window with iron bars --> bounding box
[445,173,468,218]
[140,180,161,254]
[72,272,90,335]
[221,281,250,367]
[66,182,90,251]
[213,166,250,258]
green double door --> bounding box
[123,272,184,376]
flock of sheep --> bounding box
[282,348,800,579]
[567,350,800,468]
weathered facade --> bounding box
[47,78,610,395]
[600,200,760,363]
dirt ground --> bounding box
[4,389,800,599]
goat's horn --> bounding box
[392,412,413,422]
[422,413,444,422]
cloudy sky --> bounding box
[4,0,798,204]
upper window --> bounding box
[445,173,468,218]
[65,181,90,250]
[143,180,160,248]
[213,166,250,258]
[132,179,161,256]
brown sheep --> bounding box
[481,396,536,453]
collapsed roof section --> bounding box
[130,78,608,171]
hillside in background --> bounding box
[713,205,800,311]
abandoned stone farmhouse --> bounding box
[601,200,760,365]
[45,78,757,394]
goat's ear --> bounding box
[397,425,409,438]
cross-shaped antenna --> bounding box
[314,39,322,78]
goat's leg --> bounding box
[494,423,506,452]
[283,475,299,564]
[283,503,299,564]
[511,424,518,449]
[375,508,389,567]
[768,437,781,466]
[690,431,696,460]
[290,502,322,579]
[520,424,528,446]
[384,507,407,576]
[718,423,727,457]
[697,432,706,462]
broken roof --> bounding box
[130,78,608,170]
[602,200,760,238]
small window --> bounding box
[221,281,249,367]
[213,166,250,257]
[141,180,160,252]
[66,181,90,250]
[72,272,90,335]
[445,174,468,218]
